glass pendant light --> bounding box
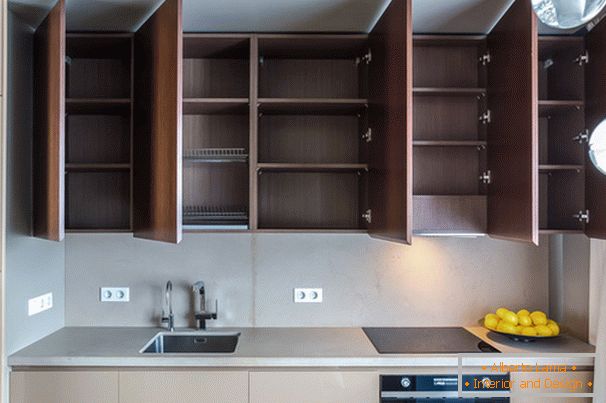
[531,0,606,29]
[590,120,606,175]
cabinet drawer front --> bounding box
[119,371,248,403]
[250,371,378,403]
[10,371,119,403]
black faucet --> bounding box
[192,281,217,330]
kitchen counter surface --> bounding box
[8,326,595,368]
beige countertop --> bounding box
[8,326,595,368]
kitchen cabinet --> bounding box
[510,370,593,402]
[249,371,378,403]
[119,371,248,403]
[10,371,119,403]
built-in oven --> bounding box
[380,374,510,402]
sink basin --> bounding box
[141,331,240,354]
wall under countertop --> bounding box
[65,233,549,328]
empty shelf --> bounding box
[66,98,131,114]
[183,98,249,114]
[539,100,584,116]
[65,163,131,171]
[184,148,248,163]
[258,98,368,115]
[413,87,486,96]
[539,228,584,235]
[539,164,584,172]
[413,140,487,147]
[257,163,368,172]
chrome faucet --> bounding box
[161,281,175,332]
[192,281,217,330]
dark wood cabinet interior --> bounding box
[412,36,488,234]
[182,35,250,229]
[538,36,586,233]
[65,33,133,231]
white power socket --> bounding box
[100,287,130,302]
[28,293,53,316]
[294,288,323,303]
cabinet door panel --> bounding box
[133,0,183,243]
[585,19,606,239]
[11,371,119,403]
[119,371,248,403]
[367,0,413,244]
[33,0,65,241]
[250,371,378,403]
[486,0,539,244]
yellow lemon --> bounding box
[521,327,538,336]
[517,309,530,317]
[535,325,553,337]
[502,311,519,326]
[485,313,499,322]
[530,311,548,326]
[519,315,532,327]
[484,316,499,330]
[515,325,524,334]
[497,322,517,334]
[547,319,558,326]
[547,323,560,336]
[496,308,510,319]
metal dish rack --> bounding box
[183,148,248,163]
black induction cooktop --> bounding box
[363,327,500,354]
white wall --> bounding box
[4,11,65,355]
[65,233,549,328]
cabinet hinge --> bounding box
[479,170,492,185]
[543,58,554,70]
[356,49,372,65]
[573,129,590,144]
[259,56,264,66]
[479,110,491,125]
[362,209,372,224]
[478,51,491,66]
[362,128,372,143]
[65,56,72,65]
[574,50,589,66]
[574,209,590,224]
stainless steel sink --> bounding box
[141,331,240,354]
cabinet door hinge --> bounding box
[65,56,72,65]
[574,50,589,66]
[479,110,491,125]
[574,209,590,223]
[362,209,372,224]
[356,49,372,65]
[479,170,492,184]
[478,51,491,66]
[573,129,589,144]
[362,128,372,143]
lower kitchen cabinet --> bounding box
[119,371,248,403]
[249,371,378,403]
[10,371,119,403]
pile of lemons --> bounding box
[484,308,560,337]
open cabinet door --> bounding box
[133,0,183,243]
[486,0,539,244]
[33,0,65,241]
[584,19,606,239]
[367,0,413,244]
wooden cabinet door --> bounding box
[119,371,248,403]
[367,0,413,244]
[249,371,379,403]
[584,19,606,239]
[11,371,119,403]
[133,0,183,243]
[486,0,539,244]
[33,0,65,241]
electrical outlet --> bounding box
[294,288,323,303]
[28,293,53,316]
[100,287,130,302]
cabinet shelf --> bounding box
[539,228,584,234]
[184,148,248,163]
[539,164,584,172]
[66,98,131,114]
[413,87,486,96]
[413,140,487,147]
[257,163,368,172]
[539,100,584,116]
[258,98,368,115]
[65,163,131,171]
[183,98,249,114]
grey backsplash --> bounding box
[65,234,549,328]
